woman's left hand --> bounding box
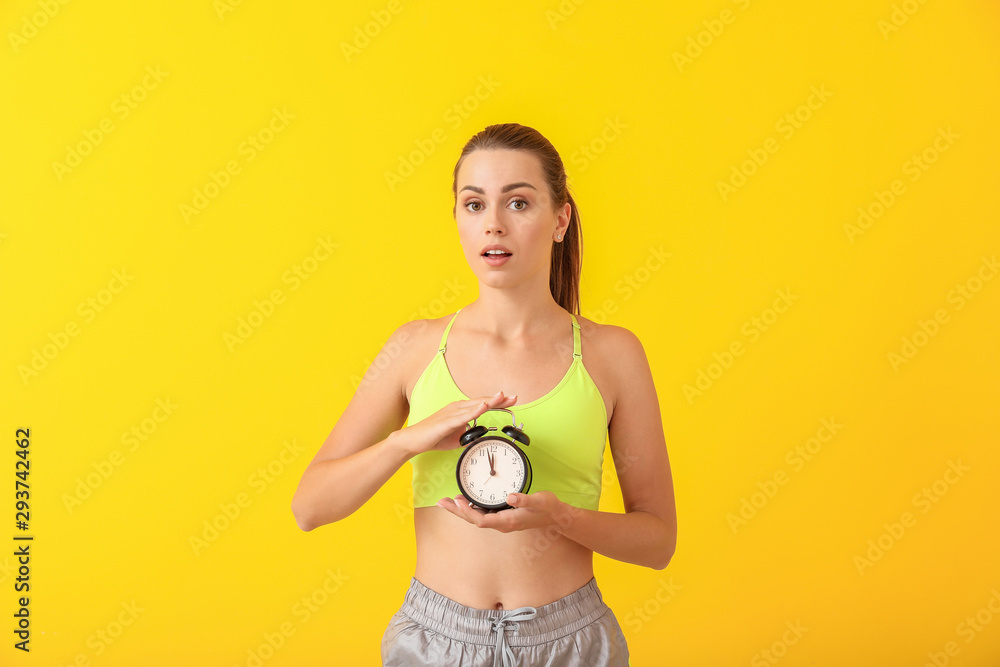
[435,490,570,533]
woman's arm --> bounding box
[291,322,416,531]
[436,326,677,569]
[560,325,677,568]
[292,319,520,531]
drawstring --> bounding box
[491,606,537,667]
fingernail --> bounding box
[494,390,502,396]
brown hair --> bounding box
[451,123,582,316]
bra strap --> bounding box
[441,309,580,358]
[570,314,582,359]
[439,308,462,353]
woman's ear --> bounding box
[555,201,571,240]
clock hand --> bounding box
[484,453,498,487]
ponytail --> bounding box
[452,123,582,315]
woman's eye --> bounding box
[509,199,528,211]
[465,201,483,212]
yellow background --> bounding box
[2,0,999,665]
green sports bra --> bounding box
[407,308,609,510]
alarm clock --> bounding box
[456,408,532,511]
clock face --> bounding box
[457,437,529,509]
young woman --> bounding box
[292,123,676,666]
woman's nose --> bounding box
[484,208,505,235]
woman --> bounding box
[292,123,677,666]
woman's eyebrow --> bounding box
[459,182,538,194]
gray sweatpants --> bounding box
[381,576,630,666]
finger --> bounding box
[510,493,546,513]
[439,495,469,513]
[435,497,456,509]
[459,495,487,513]
[480,506,525,532]
[507,493,527,508]
[460,392,519,428]
[486,390,517,406]
[483,392,520,412]
[455,495,490,521]
[460,390,518,411]
[468,395,504,419]
[465,395,497,415]
[435,497,474,522]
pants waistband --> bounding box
[400,577,610,647]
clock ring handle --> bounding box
[467,406,524,432]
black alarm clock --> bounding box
[455,408,532,511]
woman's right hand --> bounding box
[398,390,518,456]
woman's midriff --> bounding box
[413,506,595,610]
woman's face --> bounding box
[453,149,570,292]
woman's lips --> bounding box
[482,252,512,266]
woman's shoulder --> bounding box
[573,315,653,421]
[577,316,652,417]
[387,314,441,344]
[376,312,458,386]
[574,314,650,385]
[384,312,457,357]
[574,314,647,359]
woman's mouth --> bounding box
[482,249,512,266]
